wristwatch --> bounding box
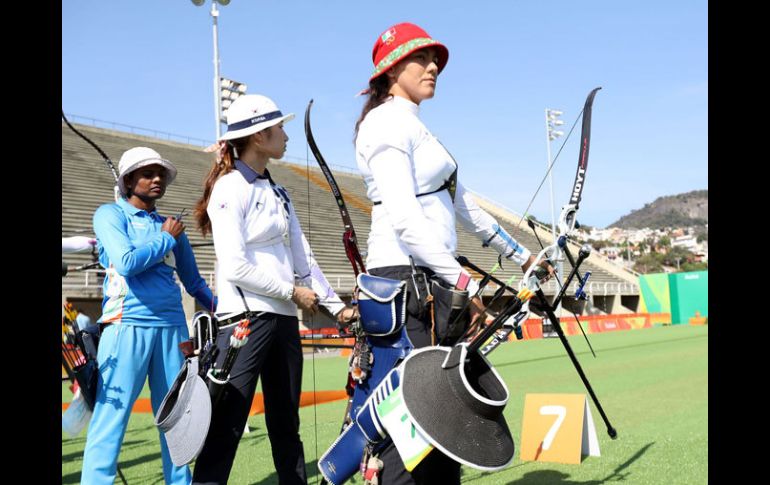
[288,286,295,301]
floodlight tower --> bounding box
[219,78,248,123]
[191,0,231,139]
[545,108,564,315]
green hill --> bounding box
[609,190,707,229]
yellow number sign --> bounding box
[519,393,600,464]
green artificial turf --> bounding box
[62,324,707,484]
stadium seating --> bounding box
[62,122,639,314]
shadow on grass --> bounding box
[62,449,85,463]
[63,422,156,443]
[62,435,87,446]
[247,458,321,485]
[247,442,652,484]
[461,462,530,483]
[63,439,148,462]
[241,430,269,447]
[62,450,165,484]
[124,423,158,435]
[499,442,655,484]
[62,470,82,484]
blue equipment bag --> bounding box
[357,273,407,336]
[349,273,413,419]
[318,368,401,484]
[318,274,413,484]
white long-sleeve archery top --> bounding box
[355,96,531,296]
[208,160,344,318]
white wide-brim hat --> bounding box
[155,356,212,466]
[117,146,178,196]
[219,94,295,141]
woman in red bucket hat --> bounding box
[353,22,554,484]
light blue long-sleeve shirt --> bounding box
[93,198,215,326]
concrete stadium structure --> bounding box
[62,122,640,325]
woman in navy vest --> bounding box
[192,94,356,485]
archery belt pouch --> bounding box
[431,281,470,345]
[73,359,98,410]
[357,273,407,337]
[205,287,259,407]
[406,270,432,320]
[72,324,102,410]
[206,368,229,409]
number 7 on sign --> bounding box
[539,405,567,451]
[520,393,599,464]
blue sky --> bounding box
[62,0,707,229]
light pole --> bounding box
[545,108,564,314]
[191,0,231,139]
[625,239,631,266]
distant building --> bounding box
[599,246,623,261]
[671,234,698,251]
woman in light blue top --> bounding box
[81,146,216,485]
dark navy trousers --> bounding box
[192,312,306,485]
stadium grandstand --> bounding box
[62,119,641,328]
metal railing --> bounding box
[62,270,638,297]
[280,155,360,176]
[61,270,218,291]
[63,114,214,147]
[61,269,105,289]
[63,113,362,176]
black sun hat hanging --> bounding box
[400,343,515,470]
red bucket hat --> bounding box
[370,22,449,82]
